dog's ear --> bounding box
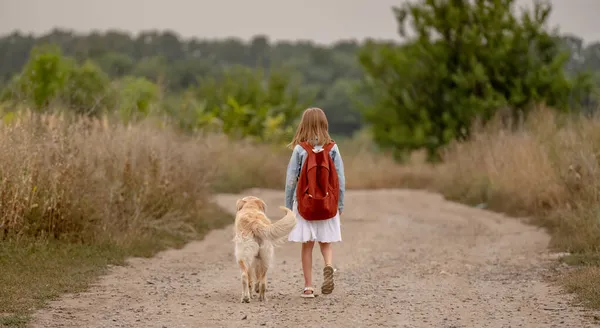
[257,199,267,212]
[236,198,246,212]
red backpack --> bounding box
[296,141,340,221]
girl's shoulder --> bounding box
[326,141,340,153]
[292,142,339,155]
[292,144,305,154]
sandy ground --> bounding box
[31,188,599,328]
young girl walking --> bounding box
[285,107,346,298]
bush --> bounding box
[113,76,160,124]
[4,44,73,109]
[1,45,114,114]
[62,60,112,115]
[191,65,311,143]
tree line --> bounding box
[0,29,365,136]
[1,0,599,160]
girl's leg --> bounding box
[318,242,333,266]
[319,242,335,294]
[301,241,315,294]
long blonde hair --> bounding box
[287,107,333,149]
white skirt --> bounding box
[288,200,342,243]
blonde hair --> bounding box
[287,107,333,149]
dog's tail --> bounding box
[254,206,297,242]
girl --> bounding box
[285,107,346,298]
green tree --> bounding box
[358,0,590,161]
[166,58,214,90]
[133,56,168,83]
[95,52,134,77]
[115,76,160,123]
[320,78,363,134]
[1,45,115,115]
[15,44,74,109]
[62,60,112,115]
[191,65,311,142]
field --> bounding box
[1,106,600,326]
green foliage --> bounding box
[166,58,215,90]
[594,73,600,100]
[1,45,113,114]
[95,52,134,78]
[1,21,600,139]
[319,78,364,133]
[9,44,73,109]
[0,31,365,135]
[133,56,167,83]
[114,76,159,123]
[167,65,310,143]
[358,0,593,161]
[0,43,306,142]
[62,60,112,115]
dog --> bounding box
[233,196,297,303]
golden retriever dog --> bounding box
[234,196,297,303]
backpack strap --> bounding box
[299,141,313,154]
[323,141,336,153]
[299,141,336,154]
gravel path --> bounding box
[32,189,599,328]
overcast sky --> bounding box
[0,0,598,44]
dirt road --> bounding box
[32,189,598,328]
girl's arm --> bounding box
[332,144,346,214]
[284,145,301,210]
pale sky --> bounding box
[0,0,598,44]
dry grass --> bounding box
[429,107,600,253]
[0,111,231,326]
[4,104,600,324]
[0,109,420,326]
[210,136,288,193]
[0,111,225,244]
[392,106,600,310]
[0,239,125,328]
[338,131,435,189]
[211,128,434,192]
[144,105,600,310]
[561,267,600,309]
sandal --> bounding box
[321,265,335,294]
[301,286,315,298]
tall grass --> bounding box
[0,111,223,246]
[0,110,420,242]
[4,104,600,323]
[398,106,600,308]
[0,111,231,324]
[211,128,433,192]
[0,109,419,325]
[431,107,600,254]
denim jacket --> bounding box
[284,143,346,213]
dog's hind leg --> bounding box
[254,265,260,294]
[238,260,251,303]
[255,260,268,302]
[247,267,254,296]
